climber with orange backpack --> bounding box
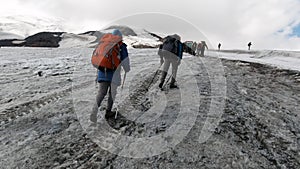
[90,29,130,123]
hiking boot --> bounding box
[90,106,98,123]
[170,78,178,89]
[159,71,167,88]
[159,81,164,88]
[105,110,116,119]
[170,83,178,89]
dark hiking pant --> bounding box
[160,54,179,85]
[201,49,205,57]
[95,82,117,111]
[90,82,117,121]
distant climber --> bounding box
[158,34,183,89]
[183,42,195,56]
[218,43,221,51]
[248,42,252,50]
[200,41,208,57]
[192,42,197,54]
[90,29,130,123]
[196,42,202,56]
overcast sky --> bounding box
[1,0,300,50]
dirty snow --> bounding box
[0,15,65,38]
[0,47,299,168]
[209,50,300,71]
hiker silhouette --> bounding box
[196,42,202,56]
[90,29,131,123]
[248,42,252,50]
[158,34,183,89]
[200,41,208,57]
[218,43,221,51]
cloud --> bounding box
[1,0,300,50]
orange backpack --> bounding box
[91,34,123,70]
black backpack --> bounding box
[162,36,178,55]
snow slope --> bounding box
[2,15,298,73]
[59,26,162,48]
[208,50,300,72]
[0,15,161,48]
[0,15,65,38]
[0,47,299,168]
[59,33,97,48]
[0,32,23,40]
[123,28,161,48]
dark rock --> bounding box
[132,44,159,48]
[0,39,25,47]
[7,98,13,103]
[148,32,163,41]
[0,32,64,47]
[37,71,43,77]
[25,32,64,47]
[22,66,30,69]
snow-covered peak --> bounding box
[0,17,162,49]
[59,25,162,48]
[103,25,162,48]
[0,15,65,38]
[0,32,23,40]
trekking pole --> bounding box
[147,64,162,90]
[162,73,173,89]
[95,70,98,87]
[115,72,126,119]
[121,72,126,89]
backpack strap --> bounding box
[108,42,122,69]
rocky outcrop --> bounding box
[132,44,160,48]
[0,39,25,47]
[0,32,64,47]
[0,27,162,48]
[148,32,163,41]
[25,32,64,47]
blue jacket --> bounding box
[177,41,183,59]
[97,43,130,85]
